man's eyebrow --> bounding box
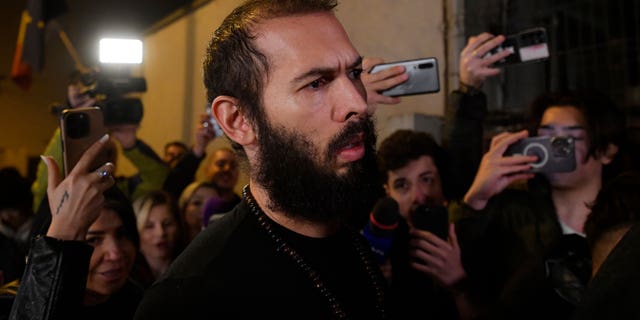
[86,230,104,236]
[348,56,363,70]
[538,124,585,130]
[290,56,363,86]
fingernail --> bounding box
[40,155,48,163]
[100,134,110,143]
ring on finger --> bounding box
[97,168,110,179]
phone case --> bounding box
[504,136,576,174]
[60,107,108,176]
[489,27,549,66]
[369,57,440,97]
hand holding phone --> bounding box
[369,57,440,97]
[43,135,115,240]
[362,57,406,105]
[459,32,512,88]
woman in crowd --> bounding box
[8,135,143,319]
[178,181,218,242]
[132,190,184,287]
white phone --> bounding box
[369,57,440,97]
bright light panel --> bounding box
[99,38,143,64]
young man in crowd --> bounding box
[455,90,625,319]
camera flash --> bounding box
[99,38,143,64]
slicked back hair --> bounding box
[203,0,338,157]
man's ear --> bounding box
[210,96,256,147]
[599,143,619,165]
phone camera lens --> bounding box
[551,137,573,157]
[66,112,90,139]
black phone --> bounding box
[368,57,440,97]
[503,136,576,174]
[486,27,549,67]
[60,107,109,176]
[411,205,449,240]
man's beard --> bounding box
[253,116,381,226]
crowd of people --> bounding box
[2,0,640,319]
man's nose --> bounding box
[331,77,369,122]
[412,184,430,205]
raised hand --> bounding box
[409,223,466,289]
[459,33,512,89]
[361,57,408,107]
[463,130,537,210]
[43,134,115,241]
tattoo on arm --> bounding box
[55,191,69,215]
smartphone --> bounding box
[369,57,440,97]
[204,104,224,137]
[503,136,576,174]
[411,205,449,240]
[486,27,550,67]
[60,106,108,176]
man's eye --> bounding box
[308,78,328,89]
[350,68,363,80]
[393,182,409,193]
[421,176,434,184]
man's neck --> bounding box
[248,181,339,238]
[552,177,602,234]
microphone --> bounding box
[362,197,400,264]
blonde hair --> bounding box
[133,190,179,231]
[178,181,218,212]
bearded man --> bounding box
[134,0,388,319]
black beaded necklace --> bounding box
[242,185,387,319]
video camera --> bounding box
[78,70,147,126]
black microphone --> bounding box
[362,197,400,264]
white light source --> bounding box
[99,38,143,64]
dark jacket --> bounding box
[7,236,143,320]
[447,90,591,319]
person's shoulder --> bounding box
[164,202,249,277]
[134,205,252,320]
